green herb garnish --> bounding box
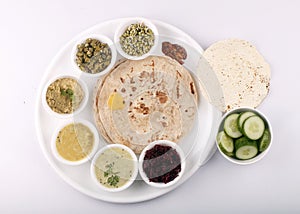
[104,163,120,187]
[60,88,74,101]
[107,175,119,187]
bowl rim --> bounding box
[71,34,117,77]
[51,119,99,166]
[216,106,273,165]
[114,17,159,60]
[138,140,186,188]
[42,74,89,119]
[90,144,138,192]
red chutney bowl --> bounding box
[138,140,186,188]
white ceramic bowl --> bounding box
[71,34,117,77]
[114,17,158,60]
[138,140,185,188]
[51,119,99,165]
[90,144,138,192]
[42,74,89,119]
[216,107,273,165]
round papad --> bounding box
[203,39,271,112]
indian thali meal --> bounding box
[42,19,272,191]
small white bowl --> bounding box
[51,119,99,165]
[138,140,185,188]
[114,17,158,60]
[42,75,89,119]
[216,107,273,165]
[90,144,138,192]
[71,34,117,77]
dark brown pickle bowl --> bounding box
[138,140,186,188]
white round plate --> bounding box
[35,18,222,203]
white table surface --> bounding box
[1,0,299,213]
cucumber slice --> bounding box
[235,137,258,160]
[259,129,271,152]
[238,111,255,131]
[221,150,234,157]
[243,115,265,140]
[224,113,242,138]
[217,131,234,156]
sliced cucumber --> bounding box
[259,129,271,152]
[238,111,255,131]
[224,113,243,138]
[242,115,265,140]
[235,137,258,160]
[217,131,234,156]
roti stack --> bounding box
[93,56,198,154]
[203,39,271,112]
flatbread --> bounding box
[93,56,198,154]
[203,39,271,112]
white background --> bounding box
[1,0,299,213]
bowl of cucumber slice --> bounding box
[216,107,273,165]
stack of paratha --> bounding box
[94,56,198,154]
